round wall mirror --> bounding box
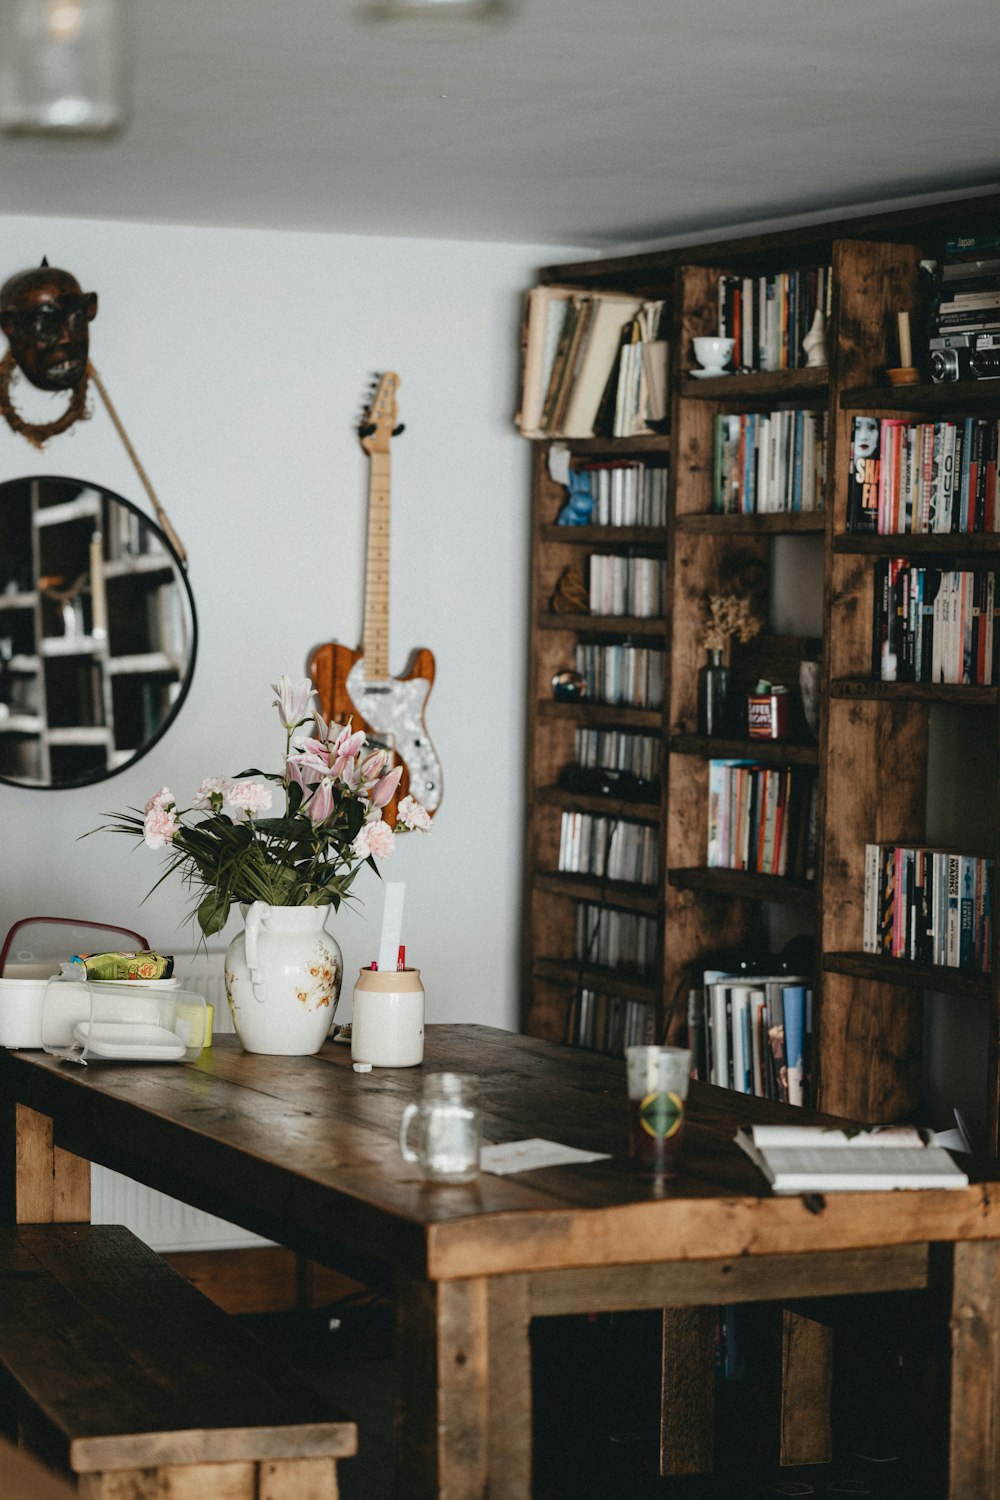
[0,475,196,789]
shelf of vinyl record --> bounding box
[518,286,670,441]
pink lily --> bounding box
[271,675,314,731]
[305,776,335,824]
[370,764,403,808]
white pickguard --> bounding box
[346,658,442,811]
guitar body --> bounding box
[308,639,442,822]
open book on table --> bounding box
[736,1124,969,1194]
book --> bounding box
[846,415,880,533]
[560,294,643,438]
[735,1124,970,1193]
[516,286,573,437]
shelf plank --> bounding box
[535,785,661,822]
[679,368,828,402]
[103,553,174,580]
[839,381,1000,413]
[0,715,43,734]
[830,678,998,707]
[34,494,101,526]
[676,512,825,535]
[40,635,105,659]
[106,652,178,675]
[834,533,1000,557]
[534,872,659,913]
[668,867,816,907]
[537,700,662,731]
[537,613,667,638]
[540,525,666,546]
[670,733,820,766]
[823,951,992,1001]
[533,957,657,1004]
[531,433,670,454]
[44,726,113,746]
[0,591,36,611]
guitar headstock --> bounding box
[359,372,400,455]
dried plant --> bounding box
[700,592,762,653]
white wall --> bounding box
[0,215,585,1030]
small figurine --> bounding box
[557,469,593,525]
[802,308,828,369]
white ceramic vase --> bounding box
[224,902,343,1055]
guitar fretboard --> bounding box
[362,450,391,681]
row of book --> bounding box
[713,409,827,515]
[573,727,660,784]
[873,561,1000,685]
[517,286,669,440]
[846,415,999,535]
[863,843,994,975]
[688,968,812,1106]
[716,264,831,374]
[574,642,664,709]
[565,460,669,528]
[567,986,656,1056]
[932,230,1000,337]
[557,812,658,886]
[574,899,657,973]
[707,760,817,881]
[588,553,662,618]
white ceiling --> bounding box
[0,0,997,252]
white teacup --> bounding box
[692,336,735,373]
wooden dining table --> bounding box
[3,1023,1000,1499]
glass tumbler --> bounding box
[399,1072,481,1183]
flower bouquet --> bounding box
[97,674,431,938]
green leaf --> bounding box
[198,890,231,936]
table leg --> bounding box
[0,1103,89,1226]
[396,1273,490,1500]
[487,1276,532,1500]
[949,1240,1000,1500]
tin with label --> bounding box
[747,680,790,741]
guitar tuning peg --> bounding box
[358,422,377,438]
[392,423,406,436]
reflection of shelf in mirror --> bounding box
[0,715,43,734]
[44,726,114,747]
[41,635,105,658]
[103,554,174,581]
[33,494,101,527]
[8,655,40,673]
[109,747,138,769]
[106,652,178,676]
[0,592,36,611]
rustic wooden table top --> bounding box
[2,1025,997,1284]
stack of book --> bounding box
[688,966,812,1105]
[574,641,665,708]
[568,460,669,527]
[872,559,998,684]
[567,987,656,1055]
[574,900,657,973]
[846,414,1000,535]
[933,231,1000,340]
[571,727,660,788]
[716,264,831,373]
[863,843,994,974]
[587,553,662,617]
[557,812,658,886]
[707,760,817,881]
[713,409,826,514]
[517,287,669,439]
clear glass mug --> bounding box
[399,1072,481,1183]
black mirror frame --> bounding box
[0,475,197,792]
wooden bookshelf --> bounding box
[520,188,1000,1148]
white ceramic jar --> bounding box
[351,966,424,1067]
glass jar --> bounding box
[399,1072,481,1183]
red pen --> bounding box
[397,945,406,972]
[370,961,378,970]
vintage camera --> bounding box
[929,331,1000,382]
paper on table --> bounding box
[480,1138,611,1175]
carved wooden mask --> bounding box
[0,263,97,391]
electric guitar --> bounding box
[308,373,442,822]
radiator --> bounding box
[90,949,272,1252]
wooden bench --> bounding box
[0,1223,357,1498]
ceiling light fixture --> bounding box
[0,0,133,137]
[362,0,510,20]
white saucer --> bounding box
[690,368,730,379]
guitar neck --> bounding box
[362,450,391,680]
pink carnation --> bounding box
[397,795,432,832]
[143,788,179,849]
[227,780,274,822]
[352,817,396,860]
[191,776,232,810]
